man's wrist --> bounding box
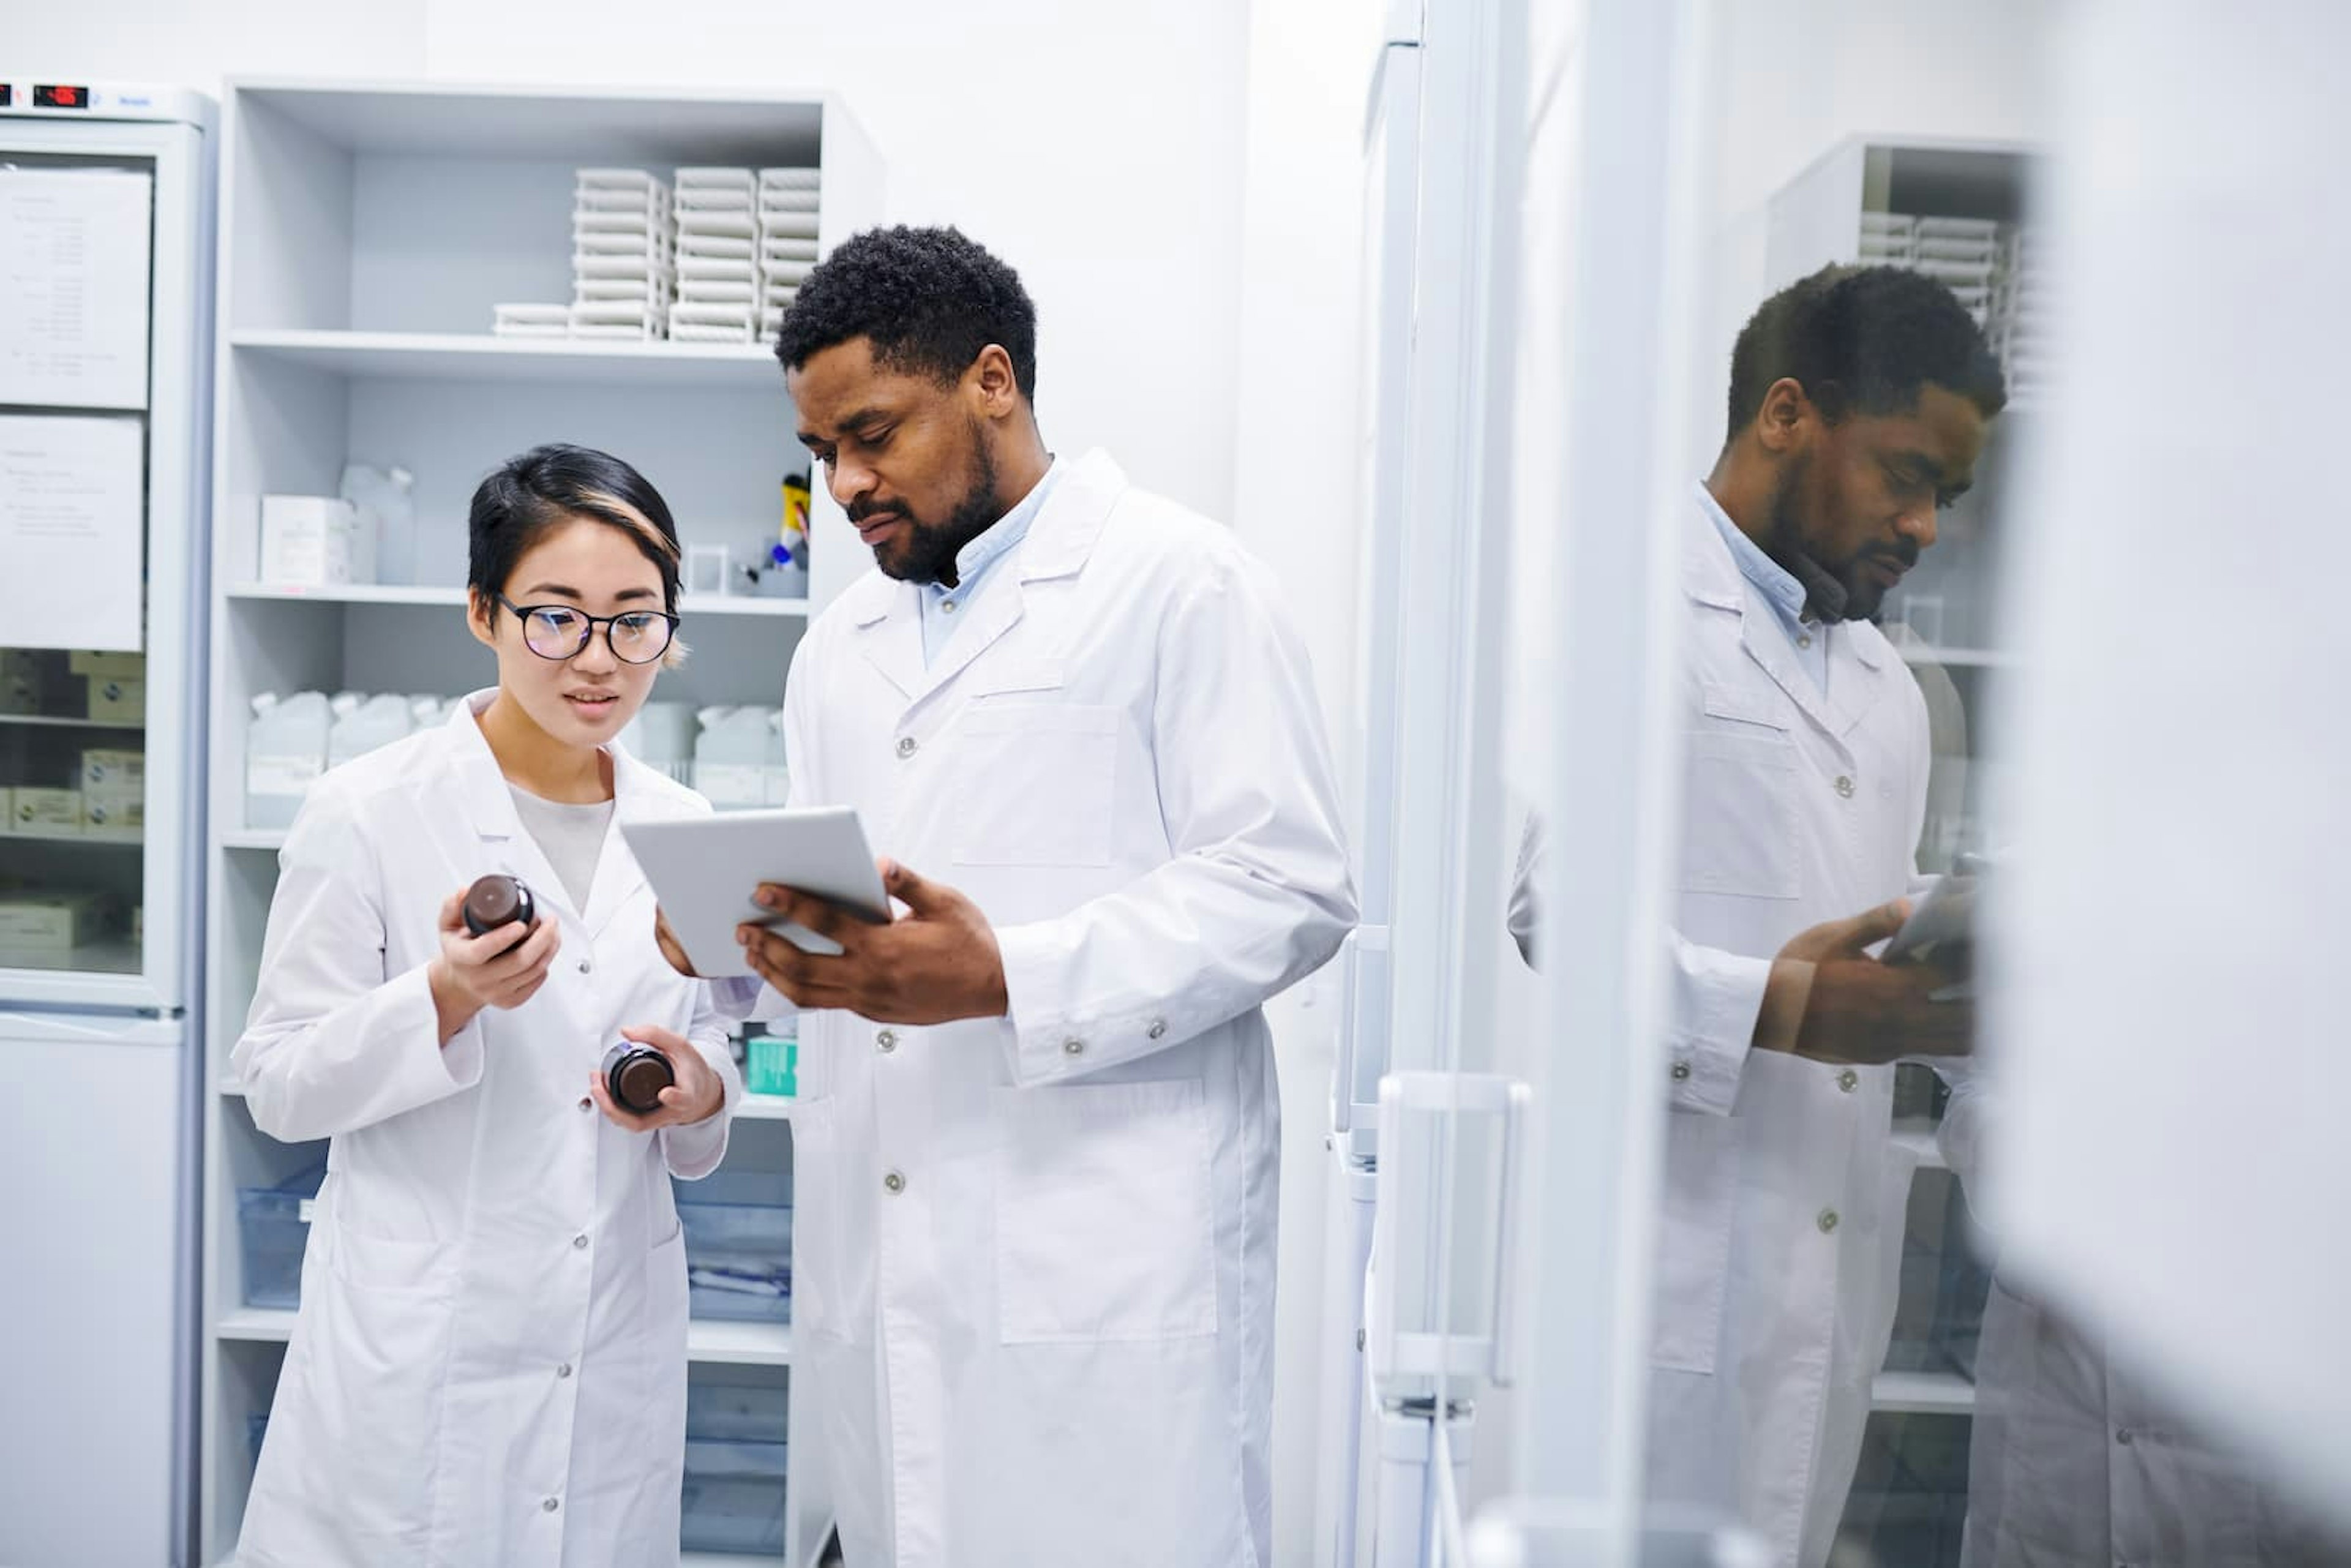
[1753,956,1817,1056]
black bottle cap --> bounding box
[609,1048,676,1114]
[462,874,534,937]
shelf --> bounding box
[0,940,141,977]
[217,1307,297,1343]
[1892,1117,1949,1172]
[224,1305,786,1364]
[220,830,287,852]
[683,1553,795,1568]
[0,713,145,732]
[1871,1368,1976,1415]
[734,1094,796,1122]
[223,582,809,618]
[0,827,143,846]
[230,329,784,390]
[688,1318,793,1367]
[1895,643,2018,670]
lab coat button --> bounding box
[1834,775,1856,799]
[1670,1061,1692,1082]
[577,959,591,975]
[2115,1428,2134,1446]
[1147,1019,1168,1041]
[542,1497,560,1513]
[1817,1208,1840,1234]
[572,1233,589,1250]
[941,598,958,615]
[557,1362,572,1379]
[577,1097,591,1112]
[876,1029,898,1053]
[1837,1069,1859,1092]
[1062,1037,1086,1056]
[1798,633,1813,649]
[883,1169,907,1195]
[896,735,918,759]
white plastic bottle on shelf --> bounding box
[246,691,331,830]
[692,705,772,811]
[328,693,414,770]
[618,699,699,787]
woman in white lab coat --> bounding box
[232,444,743,1568]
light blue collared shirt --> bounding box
[1697,481,1827,691]
[920,458,1063,664]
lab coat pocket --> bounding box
[951,704,1118,867]
[301,1210,459,1539]
[1679,727,1802,899]
[993,1078,1220,1343]
[1651,1111,1739,1373]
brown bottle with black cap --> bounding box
[601,1040,676,1114]
[462,873,534,948]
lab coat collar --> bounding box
[444,689,651,941]
[848,448,1128,707]
[1682,493,1890,745]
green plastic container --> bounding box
[744,1032,797,1098]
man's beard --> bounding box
[857,430,1003,586]
[1765,460,1914,623]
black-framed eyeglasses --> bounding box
[496,595,679,664]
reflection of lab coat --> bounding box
[738,449,1354,1568]
[1940,1080,2351,1567]
[1510,490,1930,1567]
[232,694,740,1568]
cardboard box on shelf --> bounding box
[80,748,145,796]
[68,650,146,680]
[10,789,83,833]
[83,797,143,838]
[86,678,144,724]
[0,893,108,954]
[260,495,377,585]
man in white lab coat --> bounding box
[667,226,1357,1566]
[1510,265,2002,1566]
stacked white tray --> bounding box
[571,168,675,340]
[759,167,822,339]
[672,168,762,344]
[1992,225,2050,403]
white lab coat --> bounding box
[1936,1081,2351,1568]
[1510,488,1930,1567]
[232,692,742,1568]
[743,449,1355,1567]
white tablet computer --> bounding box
[620,806,891,976]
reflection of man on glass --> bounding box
[1938,1079,2351,1566]
[1510,266,2002,1565]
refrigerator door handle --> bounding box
[1368,1070,1532,1401]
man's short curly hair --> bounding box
[774,225,1039,406]
[1726,263,2006,440]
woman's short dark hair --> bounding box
[467,443,683,617]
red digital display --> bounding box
[33,84,90,110]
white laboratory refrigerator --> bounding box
[0,82,215,1567]
[1317,0,1535,1558]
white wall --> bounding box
[0,0,1254,523]
[1225,0,1382,1558]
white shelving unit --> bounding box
[197,78,880,1568]
[1768,137,2037,1561]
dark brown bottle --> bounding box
[601,1040,676,1114]
[462,874,534,939]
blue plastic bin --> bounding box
[236,1163,326,1308]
